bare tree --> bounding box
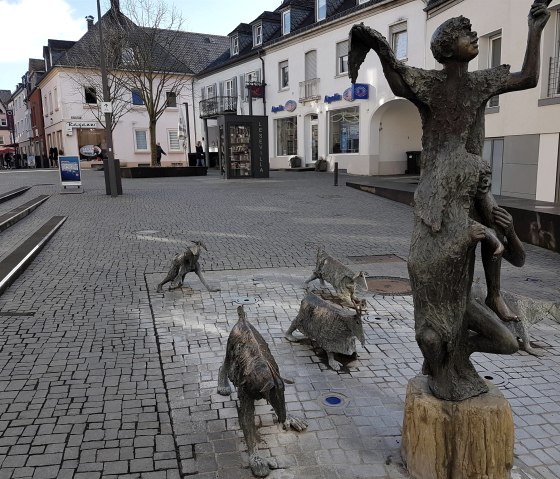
[117,0,192,166]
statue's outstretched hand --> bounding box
[349,24,376,83]
[529,1,551,32]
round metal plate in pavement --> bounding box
[319,392,347,408]
[363,315,392,324]
[366,276,412,296]
[233,296,258,305]
[480,371,508,387]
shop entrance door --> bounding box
[306,114,318,165]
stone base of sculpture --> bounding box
[401,375,514,479]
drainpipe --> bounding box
[259,50,266,115]
[191,76,198,144]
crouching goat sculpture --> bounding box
[156,240,220,293]
[304,245,367,310]
[285,293,366,371]
[218,306,308,477]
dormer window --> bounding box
[358,0,371,4]
[317,0,326,21]
[282,10,291,36]
[231,35,239,56]
[253,24,263,47]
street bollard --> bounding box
[334,162,339,186]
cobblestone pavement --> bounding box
[0,169,559,478]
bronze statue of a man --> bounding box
[349,2,550,400]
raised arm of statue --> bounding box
[505,1,551,92]
[349,23,416,100]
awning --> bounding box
[0,147,16,155]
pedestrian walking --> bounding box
[156,142,166,166]
[196,140,205,167]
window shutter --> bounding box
[305,50,317,81]
[239,74,246,100]
[336,40,348,59]
[201,87,205,100]
[218,82,223,97]
[256,69,261,83]
[232,76,238,97]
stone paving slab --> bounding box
[146,264,560,479]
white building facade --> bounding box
[10,85,33,156]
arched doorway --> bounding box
[369,99,422,175]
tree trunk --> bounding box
[149,120,157,166]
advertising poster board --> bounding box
[58,156,82,187]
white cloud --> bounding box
[0,0,86,62]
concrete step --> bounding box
[0,216,67,295]
[0,186,31,204]
[0,195,50,233]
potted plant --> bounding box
[289,155,302,168]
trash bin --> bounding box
[406,151,421,175]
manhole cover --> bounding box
[366,276,412,295]
[347,254,405,264]
[480,371,508,387]
[233,297,258,305]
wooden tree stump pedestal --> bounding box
[401,375,514,479]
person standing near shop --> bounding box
[196,140,205,167]
[156,142,166,166]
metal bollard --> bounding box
[334,162,339,186]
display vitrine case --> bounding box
[217,115,269,179]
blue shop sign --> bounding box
[343,83,370,101]
[272,105,284,113]
[324,93,342,104]
[272,100,298,114]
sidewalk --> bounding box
[0,169,558,478]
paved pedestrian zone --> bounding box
[0,169,559,478]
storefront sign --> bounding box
[59,156,82,187]
[67,121,99,129]
[272,105,284,113]
[272,100,298,114]
[343,84,369,102]
[324,93,342,104]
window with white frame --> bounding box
[166,91,177,108]
[358,0,371,3]
[0,119,6,127]
[245,70,261,85]
[224,78,235,98]
[282,10,291,35]
[336,40,349,75]
[329,106,360,154]
[84,86,97,104]
[54,87,59,110]
[168,129,180,151]
[489,33,502,107]
[131,89,144,105]
[206,84,216,98]
[279,60,289,89]
[253,24,262,47]
[231,35,239,56]
[122,47,135,64]
[317,0,326,21]
[134,130,149,151]
[276,117,297,156]
[390,22,408,61]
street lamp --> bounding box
[96,0,120,197]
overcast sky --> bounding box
[0,0,282,93]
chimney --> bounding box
[85,15,94,31]
[110,0,120,11]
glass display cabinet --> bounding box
[217,115,269,179]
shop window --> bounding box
[132,89,144,105]
[329,106,360,154]
[276,117,297,156]
[336,40,349,75]
[135,130,149,151]
[390,22,408,61]
[279,61,289,89]
[166,91,177,108]
[84,87,97,104]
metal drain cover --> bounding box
[320,392,347,408]
[480,371,508,387]
[233,297,258,305]
[366,276,412,296]
[363,315,392,324]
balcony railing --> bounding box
[199,96,238,118]
[547,56,560,99]
[299,78,321,102]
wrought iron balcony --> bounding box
[299,78,321,102]
[547,57,560,99]
[199,96,237,118]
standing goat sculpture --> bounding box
[156,240,220,293]
[285,293,366,371]
[218,306,308,478]
[304,245,367,310]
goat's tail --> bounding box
[237,305,247,323]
